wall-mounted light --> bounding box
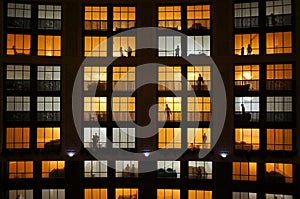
[220,152,229,158]
[66,150,76,157]
[143,152,150,157]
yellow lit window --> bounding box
[42,161,65,178]
[158,128,181,149]
[232,162,257,181]
[187,66,210,91]
[188,161,212,179]
[235,65,260,91]
[6,127,30,149]
[84,97,107,121]
[84,6,107,31]
[84,36,107,57]
[187,5,210,30]
[265,163,293,183]
[266,64,292,90]
[116,160,138,178]
[267,129,292,151]
[266,32,292,54]
[158,66,181,91]
[187,128,210,149]
[157,189,180,199]
[38,35,61,56]
[116,188,138,199]
[235,34,259,55]
[188,190,212,199]
[112,97,135,121]
[9,161,33,179]
[113,7,136,31]
[84,188,107,199]
[158,6,181,30]
[235,128,260,150]
[7,34,31,55]
[84,66,107,91]
[37,127,60,149]
[158,97,181,122]
[187,97,211,122]
[113,66,135,91]
[113,36,135,57]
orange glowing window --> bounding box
[7,34,31,55]
[6,127,30,149]
[38,35,61,56]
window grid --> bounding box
[112,97,135,121]
[84,127,106,149]
[265,194,292,199]
[113,128,135,149]
[234,2,259,28]
[232,162,257,181]
[235,128,260,151]
[187,36,211,56]
[38,5,62,30]
[37,96,60,121]
[266,32,292,54]
[158,66,182,91]
[7,34,31,55]
[37,35,61,56]
[84,36,107,57]
[116,160,138,178]
[37,65,61,91]
[84,188,107,199]
[37,127,60,149]
[266,96,292,122]
[7,3,31,29]
[42,161,65,178]
[266,0,292,27]
[235,34,259,55]
[158,6,181,30]
[188,161,212,179]
[158,128,181,149]
[6,127,30,149]
[84,66,107,91]
[113,36,135,57]
[235,65,260,91]
[6,96,30,121]
[6,65,30,91]
[42,189,65,199]
[158,97,182,122]
[84,6,108,31]
[9,161,33,179]
[265,163,293,183]
[188,190,212,199]
[235,97,260,122]
[187,128,210,150]
[113,66,135,91]
[9,190,33,199]
[158,36,181,57]
[187,5,210,30]
[115,188,138,199]
[84,160,107,178]
[267,129,292,151]
[83,97,107,121]
[157,189,180,199]
[157,161,180,179]
[187,66,211,91]
[187,97,211,122]
[266,64,293,90]
[113,7,136,31]
[232,192,257,199]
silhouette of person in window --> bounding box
[197,166,202,179]
[197,74,204,90]
[120,47,124,57]
[92,134,99,148]
[247,44,252,55]
[202,132,207,146]
[241,46,245,55]
[165,104,172,121]
[175,45,180,56]
[241,103,246,116]
[127,46,132,57]
[130,164,135,177]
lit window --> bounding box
[84,36,107,57]
[115,188,138,199]
[113,128,135,148]
[37,65,61,91]
[7,34,31,55]
[235,128,260,150]
[267,129,292,151]
[113,7,136,31]
[157,189,180,199]
[158,6,181,30]
[187,66,210,91]
[188,190,212,199]
[187,97,211,122]
[37,127,60,149]
[84,6,107,31]
[158,128,181,149]
[6,127,30,149]
[38,5,62,30]
[84,160,107,178]
[232,192,257,199]
[187,128,210,149]
[234,2,259,28]
[265,163,293,183]
[158,66,181,91]
[83,97,107,121]
[84,66,107,91]
[6,64,30,91]
[6,96,30,121]
[187,5,210,30]
[188,161,212,179]
[38,35,61,56]
[37,96,60,121]
[112,97,135,121]
[7,3,31,29]
[116,160,138,178]
[84,188,107,199]
[266,32,292,54]
[235,65,260,91]
[42,189,65,199]
[9,161,33,179]
[187,36,210,56]
[157,161,180,179]
[42,161,65,178]
[235,97,260,122]
[232,162,257,181]
[9,190,33,199]
[266,96,292,122]
[266,0,292,27]
[84,128,106,148]
[266,64,292,90]
[113,66,135,91]
[265,194,292,199]
[113,36,135,57]
[158,97,181,122]
[235,34,259,55]
[158,36,181,57]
